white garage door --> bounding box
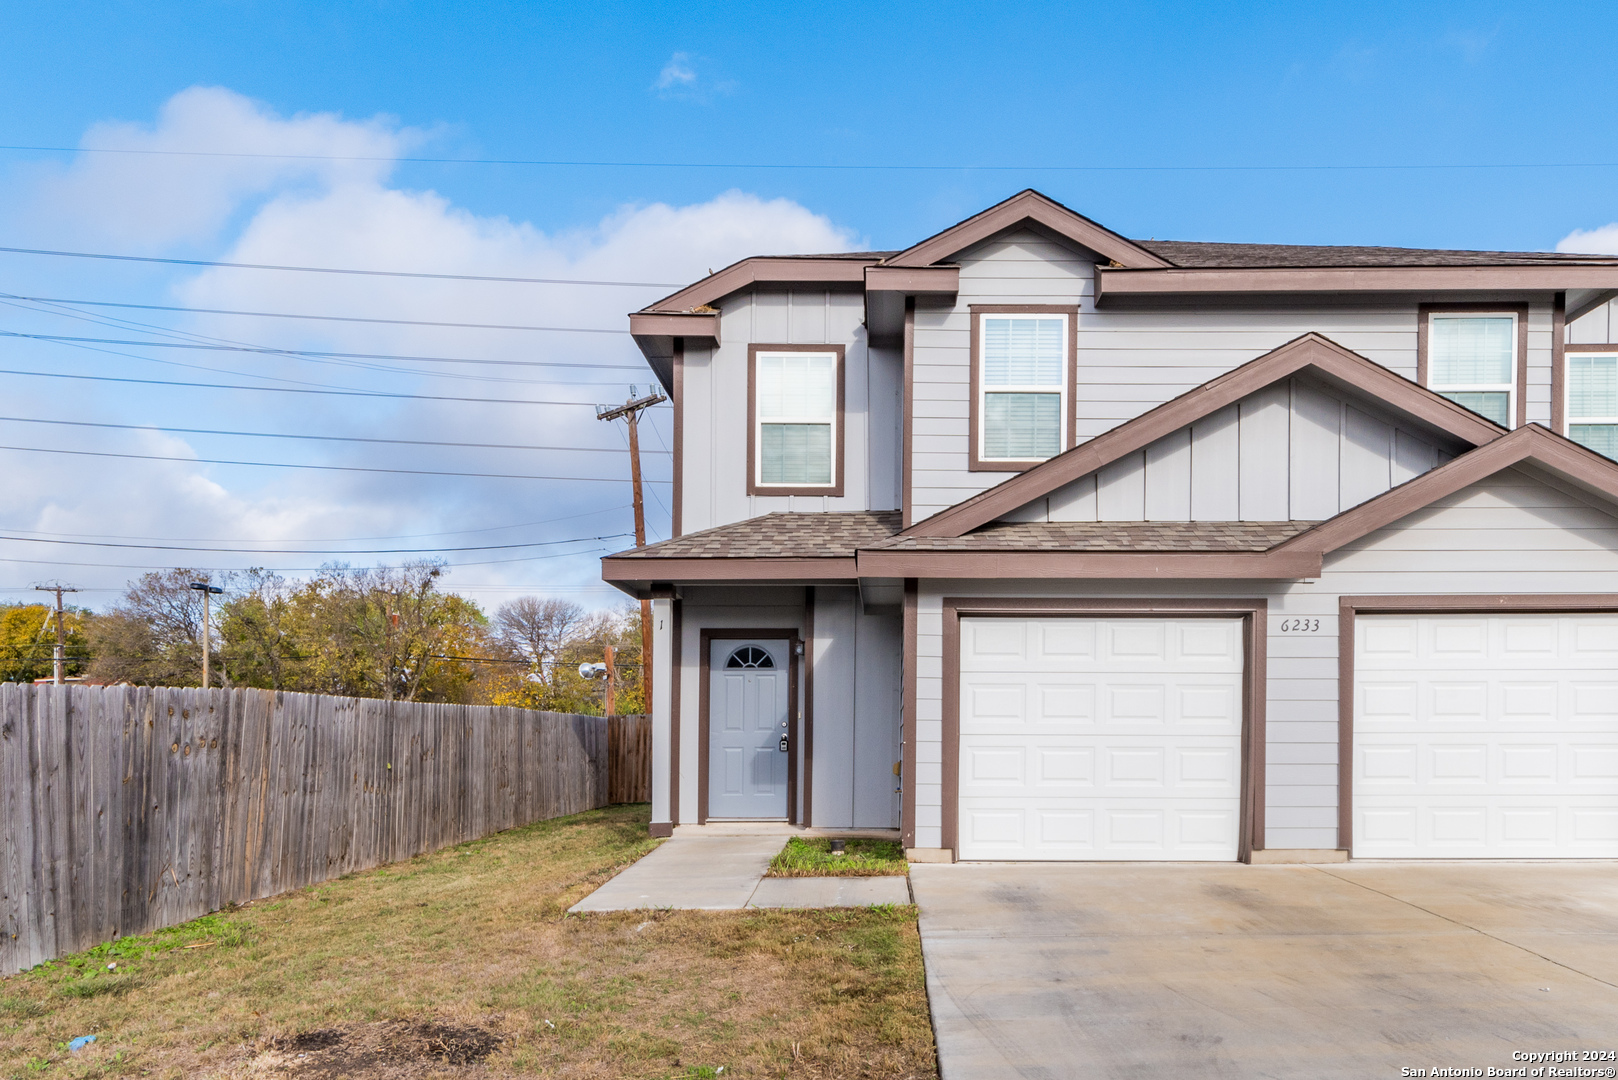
[957,617,1245,861]
[1354,614,1618,858]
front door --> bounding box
[709,639,790,819]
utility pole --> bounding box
[189,581,224,688]
[597,386,667,716]
[33,583,79,685]
[603,644,617,716]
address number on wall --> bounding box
[1279,618,1322,633]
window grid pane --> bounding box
[1430,316,1514,386]
[761,423,832,484]
[1440,390,1511,426]
[1569,355,1618,421]
[983,393,1060,460]
[983,317,1065,387]
[1571,424,1618,461]
[757,353,836,420]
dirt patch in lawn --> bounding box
[239,1018,505,1077]
[767,837,909,877]
[0,805,936,1080]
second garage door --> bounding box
[1354,613,1618,858]
[957,616,1245,861]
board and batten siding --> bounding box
[908,228,1557,522]
[1569,298,1618,344]
[678,288,901,535]
[909,466,1618,854]
[1000,377,1462,524]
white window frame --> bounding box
[1426,311,1518,428]
[975,312,1070,465]
[752,348,840,492]
[1565,350,1618,456]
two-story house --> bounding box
[603,189,1618,865]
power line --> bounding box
[0,531,628,555]
[8,144,1618,173]
[0,545,612,573]
[0,414,670,455]
[0,244,683,287]
[0,365,672,408]
[0,442,672,482]
[0,292,630,334]
[0,329,648,372]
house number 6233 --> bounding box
[1279,618,1321,633]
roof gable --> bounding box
[881,189,1173,270]
[904,333,1509,539]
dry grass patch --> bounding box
[766,838,908,878]
[0,804,935,1080]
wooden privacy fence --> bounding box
[607,715,651,804]
[0,683,620,975]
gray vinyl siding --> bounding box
[1001,378,1460,524]
[907,228,1557,522]
[679,288,899,535]
[670,586,902,829]
[1568,298,1618,344]
[908,466,1618,854]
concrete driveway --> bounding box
[910,861,1618,1080]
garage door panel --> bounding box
[958,797,1239,860]
[959,617,1245,861]
[1355,614,1618,859]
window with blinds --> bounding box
[979,314,1068,462]
[755,350,837,487]
[1568,353,1618,460]
[1427,314,1516,427]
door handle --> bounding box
[778,735,789,752]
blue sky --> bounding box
[1,1,1616,610]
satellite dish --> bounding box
[578,662,608,680]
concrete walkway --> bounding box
[570,831,911,911]
[912,861,1618,1080]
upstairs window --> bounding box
[973,309,1073,469]
[1568,352,1618,459]
[749,345,844,495]
[1426,312,1517,427]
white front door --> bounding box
[1354,614,1618,858]
[709,639,790,819]
[958,617,1245,861]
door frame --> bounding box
[1337,593,1618,853]
[941,597,1269,863]
[698,628,802,824]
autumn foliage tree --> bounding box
[0,602,90,682]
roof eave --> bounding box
[1096,264,1618,306]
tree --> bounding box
[85,568,223,686]
[0,603,89,683]
[486,601,643,714]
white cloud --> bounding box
[655,53,698,92]
[1558,223,1618,255]
[0,87,861,608]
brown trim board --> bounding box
[902,297,915,529]
[1097,264,1618,304]
[644,255,875,315]
[857,549,1321,579]
[1552,293,1567,436]
[1337,594,1618,852]
[802,587,815,827]
[939,597,1268,861]
[884,189,1173,270]
[669,599,682,827]
[697,628,801,825]
[603,557,858,584]
[672,339,685,537]
[901,579,918,849]
[1416,303,1529,429]
[746,343,847,498]
[967,305,1079,473]
[866,265,960,293]
[905,332,1506,539]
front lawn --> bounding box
[766,837,909,877]
[0,804,936,1079]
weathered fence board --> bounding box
[607,715,651,805]
[0,684,610,975]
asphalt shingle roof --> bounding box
[607,514,1318,561]
[1133,240,1618,270]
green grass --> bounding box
[0,805,935,1079]
[766,837,909,877]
